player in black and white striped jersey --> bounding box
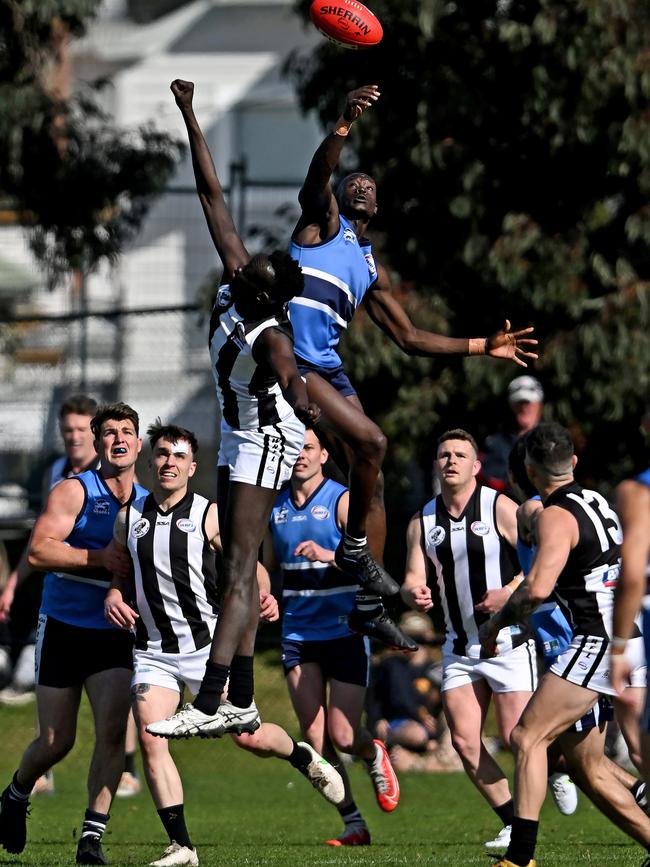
[105,422,344,867]
[402,428,535,851]
[144,79,323,742]
[480,423,649,867]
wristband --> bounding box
[333,115,352,137]
[610,636,628,649]
[469,337,487,356]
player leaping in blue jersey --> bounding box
[288,85,538,651]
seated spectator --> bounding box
[366,612,461,772]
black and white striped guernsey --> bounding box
[421,484,525,657]
[208,289,296,431]
[545,481,622,638]
[126,491,219,654]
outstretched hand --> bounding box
[486,320,538,367]
[171,79,194,111]
[343,85,380,123]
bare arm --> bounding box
[171,79,249,276]
[479,506,576,655]
[28,479,109,572]
[400,513,433,611]
[104,509,138,629]
[364,265,538,366]
[613,480,650,643]
[256,327,320,427]
[293,85,380,245]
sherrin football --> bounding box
[309,0,383,50]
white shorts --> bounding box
[132,644,210,697]
[550,633,646,696]
[442,639,538,694]
[218,415,305,491]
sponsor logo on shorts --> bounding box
[93,498,111,515]
[471,521,490,536]
[343,227,356,244]
[273,507,288,525]
[428,526,446,546]
[176,519,196,534]
[311,505,330,521]
[578,661,589,670]
[132,518,150,538]
[365,253,377,276]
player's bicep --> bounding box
[404,514,428,588]
[496,495,519,548]
[32,481,83,545]
[206,504,222,554]
[336,491,349,533]
[527,508,574,600]
[113,508,128,548]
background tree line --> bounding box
[290,0,650,537]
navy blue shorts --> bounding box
[296,358,357,398]
[281,634,369,687]
[570,695,614,733]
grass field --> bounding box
[0,649,646,867]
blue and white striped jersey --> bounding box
[288,216,377,369]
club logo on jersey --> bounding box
[311,505,330,521]
[471,521,490,537]
[132,518,150,538]
[428,526,446,546]
[176,519,196,534]
[343,227,357,244]
[365,253,377,276]
[273,507,288,525]
[93,498,111,516]
[216,284,232,308]
[602,565,619,588]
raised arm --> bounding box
[171,79,249,276]
[364,265,538,366]
[293,85,380,245]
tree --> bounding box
[289,0,650,498]
[0,0,184,282]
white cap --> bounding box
[508,375,544,404]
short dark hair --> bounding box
[91,403,139,439]
[232,251,304,316]
[437,428,479,455]
[525,423,574,475]
[508,433,537,500]
[147,419,198,456]
[335,172,376,205]
[59,394,97,419]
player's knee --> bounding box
[450,730,480,764]
[330,728,354,754]
[42,728,76,761]
[356,424,387,463]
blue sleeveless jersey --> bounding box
[519,495,574,666]
[270,478,358,640]
[41,469,148,629]
[288,216,378,369]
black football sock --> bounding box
[80,809,109,842]
[354,591,382,617]
[343,533,367,554]
[8,771,32,800]
[193,661,229,715]
[124,752,136,776]
[505,816,539,866]
[227,655,254,708]
[157,804,192,849]
[284,739,312,771]
[339,802,366,830]
[493,797,515,827]
[632,779,647,810]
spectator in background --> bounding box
[479,376,545,492]
[366,612,461,773]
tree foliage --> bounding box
[289,0,650,492]
[0,0,184,280]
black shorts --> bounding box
[281,634,369,687]
[35,614,134,688]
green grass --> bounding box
[0,650,645,866]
